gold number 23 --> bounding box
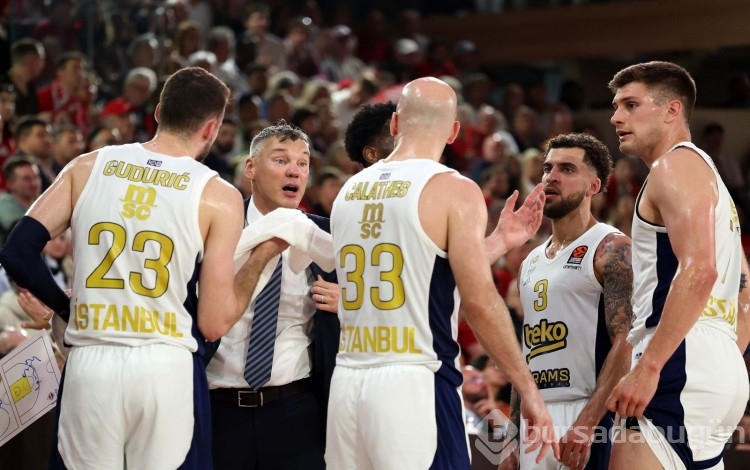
[86,222,174,298]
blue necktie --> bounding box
[244,257,282,390]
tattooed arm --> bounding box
[558,232,633,470]
[737,255,750,352]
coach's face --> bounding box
[245,137,310,214]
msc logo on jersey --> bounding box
[379,172,391,180]
[359,203,385,239]
[120,184,158,220]
[146,159,162,167]
[523,319,568,363]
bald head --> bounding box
[395,77,458,139]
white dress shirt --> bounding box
[207,198,317,388]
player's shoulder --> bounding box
[421,172,483,225]
[652,144,712,179]
[202,176,242,207]
[427,171,482,202]
[593,230,632,267]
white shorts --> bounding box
[520,398,613,470]
[325,364,470,470]
[58,343,196,470]
[621,324,749,469]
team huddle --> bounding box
[0,60,748,470]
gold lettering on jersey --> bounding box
[531,367,570,389]
[729,200,741,235]
[103,160,190,190]
[344,181,411,201]
[120,184,158,220]
[73,302,183,338]
[523,319,568,363]
[359,203,385,239]
[338,325,422,354]
[701,295,737,326]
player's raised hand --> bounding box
[493,184,545,251]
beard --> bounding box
[196,141,213,162]
[543,190,585,219]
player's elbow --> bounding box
[684,260,718,293]
[198,316,231,342]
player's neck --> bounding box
[142,133,199,159]
[642,128,692,167]
[550,209,596,249]
[387,138,444,163]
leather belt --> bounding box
[210,378,312,407]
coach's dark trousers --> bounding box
[210,383,326,470]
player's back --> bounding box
[331,159,461,383]
[67,143,217,351]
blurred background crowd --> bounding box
[0,1,749,467]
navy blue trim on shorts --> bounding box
[641,339,691,467]
[429,369,470,470]
[694,451,724,469]
[585,411,613,469]
[177,353,213,469]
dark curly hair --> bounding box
[544,133,613,193]
[344,102,396,167]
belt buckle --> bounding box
[238,390,263,407]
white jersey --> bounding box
[518,223,620,403]
[629,141,742,345]
[67,143,217,351]
[331,159,462,384]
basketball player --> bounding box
[326,77,558,469]
[606,61,749,469]
[503,133,633,470]
[0,67,285,469]
[343,100,547,263]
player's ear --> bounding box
[202,117,219,141]
[445,120,460,145]
[665,98,682,124]
[153,103,161,123]
[363,146,379,165]
[588,176,601,196]
[389,112,398,137]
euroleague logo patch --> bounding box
[566,245,588,265]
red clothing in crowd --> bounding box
[37,80,89,137]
